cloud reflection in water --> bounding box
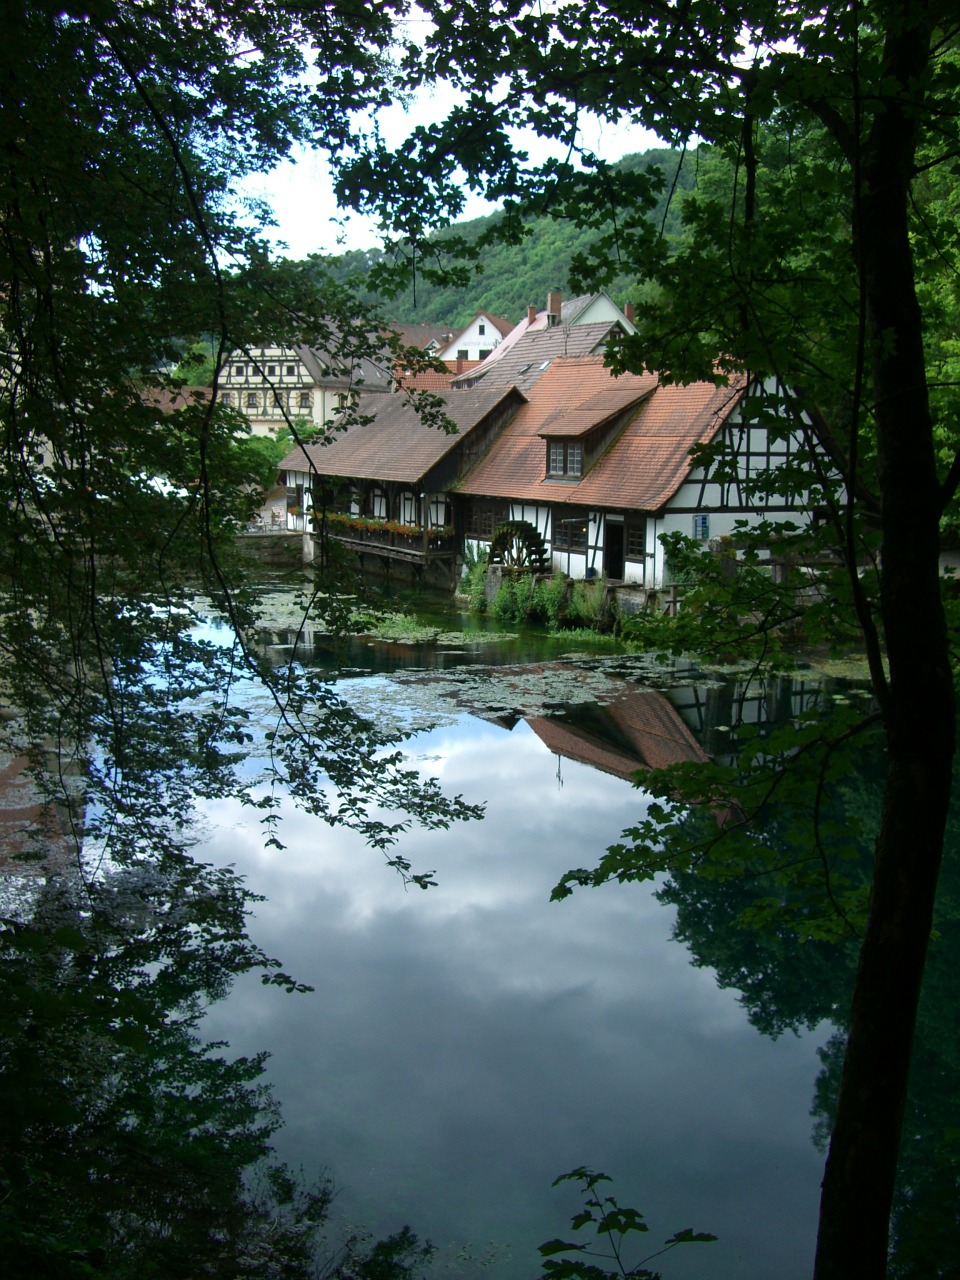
[201,703,825,1280]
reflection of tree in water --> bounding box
[0,860,323,1276]
[0,617,467,1273]
[654,721,960,1276]
[0,858,436,1278]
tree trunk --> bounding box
[813,7,954,1275]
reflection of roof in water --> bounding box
[527,687,708,782]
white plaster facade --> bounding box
[438,312,513,363]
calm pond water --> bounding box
[201,584,837,1279]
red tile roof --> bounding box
[460,355,746,511]
[536,384,656,438]
[396,368,458,392]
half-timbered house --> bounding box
[219,342,391,437]
[458,354,808,587]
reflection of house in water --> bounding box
[666,675,825,761]
[527,691,708,781]
[431,662,830,782]
[0,747,79,876]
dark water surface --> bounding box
[201,588,831,1278]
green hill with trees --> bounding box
[314,147,697,328]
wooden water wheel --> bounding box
[488,520,551,572]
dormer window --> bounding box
[547,441,583,478]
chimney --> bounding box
[624,301,635,323]
[527,305,537,325]
[547,288,562,326]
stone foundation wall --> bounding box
[236,532,303,568]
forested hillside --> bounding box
[315,147,697,328]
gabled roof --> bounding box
[558,292,619,326]
[459,354,746,511]
[440,310,515,352]
[470,310,514,339]
[450,290,634,389]
[280,385,525,486]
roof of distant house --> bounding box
[450,290,634,390]
[458,354,746,511]
[279,385,526,485]
[452,321,621,392]
[295,342,392,392]
[444,310,515,345]
[390,322,459,351]
[141,386,211,411]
